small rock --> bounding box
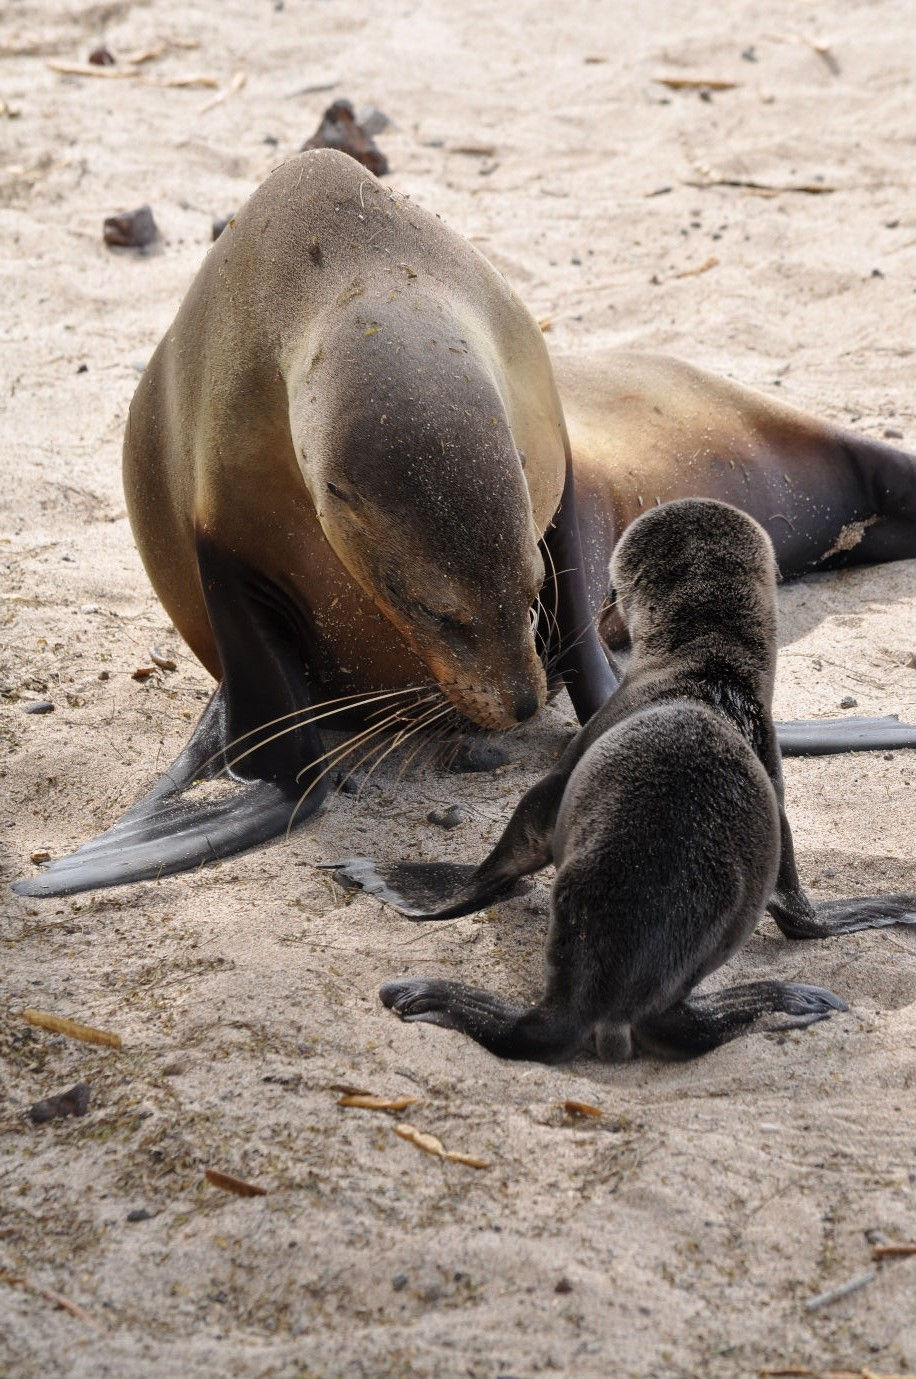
[126,1208,153,1223]
[839,695,858,709]
[23,700,54,715]
[554,1277,574,1294]
[98,670,110,681]
[29,1082,91,1124]
[103,205,158,249]
[427,804,466,830]
[76,362,88,374]
[821,867,837,879]
[160,1060,186,1077]
[81,603,102,614]
[88,46,115,66]
[392,1273,408,1292]
[29,850,51,864]
[884,427,904,439]
[301,99,388,176]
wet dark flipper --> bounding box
[771,891,916,939]
[776,714,916,755]
[543,445,618,724]
[635,981,848,1058]
[14,540,330,898]
[326,767,567,918]
[324,859,505,919]
[380,978,580,1061]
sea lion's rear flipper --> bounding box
[776,714,916,755]
[635,981,848,1058]
[14,541,331,898]
[380,978,581,1061]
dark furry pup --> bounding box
[334,499,915,1062]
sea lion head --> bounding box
[293,314,548,728]
[610,498,778,664]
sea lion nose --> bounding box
[513,687,540,722]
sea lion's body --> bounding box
[14,150,916,899]
[557,350,916,639]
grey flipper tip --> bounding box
[13,779,308,899]
[777,714,916,755]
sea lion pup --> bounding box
[333,501,914,1061]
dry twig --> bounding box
[22,1008,122,1049]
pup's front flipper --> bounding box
[635,980,848,1057]
[772,891,916,939]
[324,859,516,919]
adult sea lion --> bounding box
[14,151,916,898]
[335,501,912,1062]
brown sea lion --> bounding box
[334,501,911,1062]
[13,152,916,898]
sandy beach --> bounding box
[1,1,914,1376]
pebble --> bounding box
[839,695,858,708]
[29,1082,91,1124]
[103,204,159,249]
[23,700,54,714]
[427,804,466,830]
[126,1208,154,1223]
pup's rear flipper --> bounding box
[635,980,848,1058]
[13,686,324,899]
[380,977,580,1061]
[776,715,916,755]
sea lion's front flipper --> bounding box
[635,981,848,1057]
[12,682,321,898]
[776,715,916,755]
[14,542,331,898]
[543,449,618,724]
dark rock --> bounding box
[88,46,115,66]
[839,695,858,709]
[103,205,158,249]
[301,99,388,176]
[29,1082,90,1124]
[23,700,54,714]
[126,1208,153,1223]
